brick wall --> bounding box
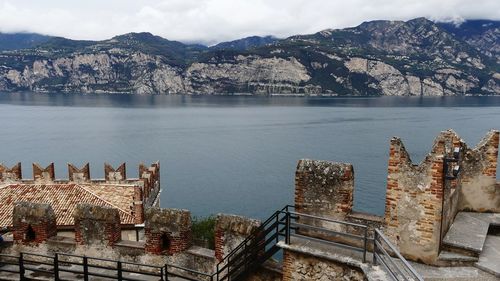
[12,202,57,244]
[105,163,126,182]
[214,214,261,261]
[33,162,55,182]
[132,186,144,224]
[68,163,90,182]
[144,208,192,255]
[384,134,446,264]
[140,161,161,207]
[0,162,22,181]
[74,204,121,246]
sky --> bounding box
[0,0,499,45]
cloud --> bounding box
[0,0,498,45]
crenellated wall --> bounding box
[383,129,499,264]
[0,161,162,221]
[295,159,354,229]
[33,162,55,182]
[384,134,448,263]
[74,204,122,247]
[144,208,192,255]
[458,130,499,212]
[68,163,90,182]
[214,214,261,261]
[0,162,22,182]
[12,202,57,244]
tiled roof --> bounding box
[0,183,136,228]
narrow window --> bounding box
[161,233,170,252]
[25,225,36,242]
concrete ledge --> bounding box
[186,246,215,259]
[277,237,389,281]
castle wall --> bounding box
[144,208,192,255]
[384,135,446,264]
[0,162,22,182]
[214,213,261,261]
[12,202,57,244]
[295,159,354,231]
[33,162,55,182]
[384,129,500,264]
[74,204,121,246]
[458,130,500,212]
[282,250,364,281]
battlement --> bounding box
[294,129,499,265]
[0,162,161,229]
[0,161,160,187]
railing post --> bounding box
[160,266,164,281]
[285,212,291,244]
[54,253,60,281]
[363,227,367,263]
[117,261,123,281]
[164,264,169,281]
[216,263,219,281]
[373,231,377,265]
[19,253,25,281]
[83,256,89,281]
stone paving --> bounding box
[476,235,500,277]
[443,212,490,253]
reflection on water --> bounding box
[2,92,500,108]
[1,92,499,219]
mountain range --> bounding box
[0,18,498,96]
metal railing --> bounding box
[286,210,369,262]
[0,251,211,281]
[373,229,424,281]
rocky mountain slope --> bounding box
[0,18,498,95]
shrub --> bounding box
[191,215,216,249]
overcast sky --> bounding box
[0,0,499,45]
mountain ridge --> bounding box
[0,18,498,96]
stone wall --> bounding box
[0,162,22,181]
[12,202,57,244]
[68,163,90,182]
[214,214,261,261]
[105,162,126,183]
[74,204,121,246]
[282,250,364,281]
[144,208,192,255]
[458,130,499,212]
[295,159,354,231]
[33,162,55,182]
[384,134,447,264]
[384,129,499,264]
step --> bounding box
[437,250,479,264]
[475,235,500,277]
[443,212,490,254]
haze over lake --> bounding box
[1,92,499,219]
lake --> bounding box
[1,92,500,220]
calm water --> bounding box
[1,92,500,219]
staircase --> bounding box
[439,212,500,276]
[212,206,291,280]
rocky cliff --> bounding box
[0,18,498,96]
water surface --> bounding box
[1,92,499,219]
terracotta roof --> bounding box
[0,183,136,228]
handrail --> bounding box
[373,229,424,281]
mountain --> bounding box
[0,32,52,51]
[0,18,498,96]
[436,20,500,62]
[210,36,278,51]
